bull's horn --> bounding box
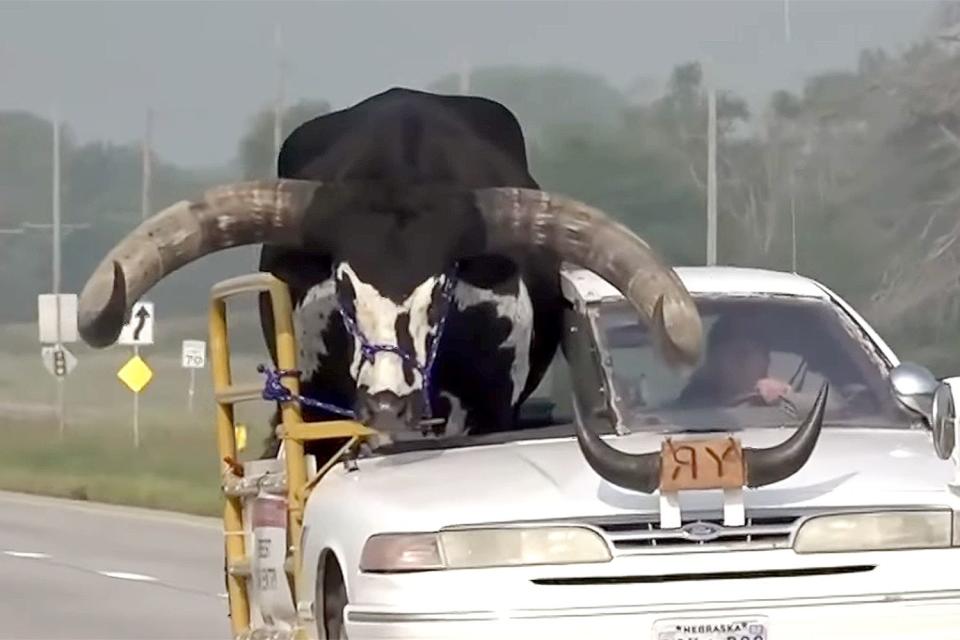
[473,188,702,366]
[576,383,829,494]
[574,411,662,494]
[744,382,828,487]
[78,179,330,347]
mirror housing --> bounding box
[889,362,938,422]
[931,381,958,461]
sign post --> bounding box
[181,340,206,413]
[117,301,155,448]
[37,293,78,439]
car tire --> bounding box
[317,551,348,640]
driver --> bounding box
[676,319,791,408]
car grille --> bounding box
[580,511,806,554]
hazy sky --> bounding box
[0,0,939,167]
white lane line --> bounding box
[97,570,158,582]
[219,592,229,599]
[3,550,51,559]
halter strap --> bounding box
[260,268,458,422]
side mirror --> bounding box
[931,381,958,461]
[889,361,938,422]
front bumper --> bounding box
[345,591,960,639]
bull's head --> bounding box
[76,180,703,431]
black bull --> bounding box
[73,87,825,493]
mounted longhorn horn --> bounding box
[77,179,340,348]
[575,383,829,494]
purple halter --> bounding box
[260,268,458,425]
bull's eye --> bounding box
[339,292,356,317]
[337,273,357,317]
[426,281,449,326]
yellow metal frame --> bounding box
[209,273,376,638]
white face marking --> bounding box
[454,278,533,404]
[292,278,337,378]
[337,262,446,397]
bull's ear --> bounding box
[258,246,334,291]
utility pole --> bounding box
[52,106,65,439]
[132,107,153,449]
[706,87,717,266]
[784,0,797,271]
[273,22,284,176]
[142,108,152,224]
[783,0,792,43]
[790,171,798,273]
[459,59,471,94]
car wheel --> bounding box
[317,552,348,640]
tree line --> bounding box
[4,10,960,372]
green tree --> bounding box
[531,120,704,266]
[428,65,629,143]
[0,111,75,228]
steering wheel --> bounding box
[724,388,800,419]
[834,382,874,416]
[723,361,809,418]
[613,373,647,408]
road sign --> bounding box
[181,340,206,368]
[117,355,154,393]
[118,301,155,346]
[41,345,77,378]
[236,424,248,452]
[37,294,78,343]
[182,339,206,413]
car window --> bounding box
[525,351,573,416]
[596,294,913,432]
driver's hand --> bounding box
[755,377,791,404]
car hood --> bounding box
[328,427,958,530]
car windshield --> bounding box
[596,294,914,432]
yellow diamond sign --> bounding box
[117,355,153,393]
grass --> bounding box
[0,309,277,516]
[0,419,223,515]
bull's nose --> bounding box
[355,389,420,432]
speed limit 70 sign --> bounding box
[181,340,206,369]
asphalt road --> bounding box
[0,491,231,639]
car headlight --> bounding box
[359,526,612,573]
[793,510,955,554]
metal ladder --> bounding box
[208,272,374,639]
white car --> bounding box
[287,266,960,640]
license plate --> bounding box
[652,616,769,640]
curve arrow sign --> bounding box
[133,306,150,342]
[118,301,155,346]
